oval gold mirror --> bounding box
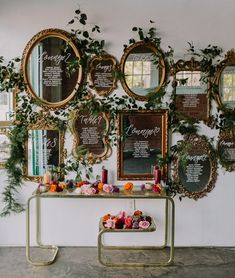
[21,28,83,109]
[173,134,217,200]
[214,49,235,109]
[120,41,166,101]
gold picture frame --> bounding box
[24,114,65,182]
[21,28,83,110]
[71,109,112,164]
[120,41,166,101]
[117,110,168,180]
[0,127,11,169]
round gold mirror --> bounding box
[120,41,166,101]
[21,29,83,108]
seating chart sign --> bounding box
[89,54,117,96]
[118,110,168,180]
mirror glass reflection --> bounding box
[27,36,79,104]
[220,66,235,108]
[124,45,161,96]
[27,129,60,176]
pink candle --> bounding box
[154,169,161,184]
[102,168,108,184]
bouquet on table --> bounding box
[102,210,153,230]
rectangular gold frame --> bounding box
[117,110,168,180]
[0,126,11,168]
[0,88,16,126]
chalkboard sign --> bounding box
[27,129,62,177]
[72,111,111,163]
[173,59,209,121]
[118,110,168,180]
[173,135,217,200]
[218,129,235,171]
[89,54,117,96]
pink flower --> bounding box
[139,220,150,229]
[104,219,116,229]
[103,184,113,193]
[124,216,133,229]
[81,185,96,195]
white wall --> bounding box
[1,0,235,247]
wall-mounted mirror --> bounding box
[21,28,83,109]
[172,58,208,121]
[0,127,11,168]
[89,53,118,97]
[118,110,168,180]
[173,134,217,200]
[218,128,235,171]
[0,89,16,126]
[120,41,166,101]
[71,110,111,164]
[25,119,65,181]
[214,49,235,109]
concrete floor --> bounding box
[0,247,235,278]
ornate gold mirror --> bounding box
[172,58,208,121]
[214,49,235,109]
[89,53,118,96]
[118,110,168,180]
[25,118,65,181]
[21,28,83,109]
[173,134,217,200]
[0,127,11,168]
[120,41,166,101]
[218,128,235,171]
[71,110,111,164]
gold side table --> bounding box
[26,191,175,266]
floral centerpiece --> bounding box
[102,210,153,229]
[140,182,161,194]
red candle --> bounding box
[102,168,108,184]
[154,169,161,184]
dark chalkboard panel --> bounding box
[118,110,168,180]
[72,111,111,163]
[89,54,117,96]
[173,134,217,200]
[218,129,235,171]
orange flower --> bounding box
[50,183,57,192]
[102,213,111,222]
[98,182,103,191]
[124,182,134,191]
[134,210,142,215]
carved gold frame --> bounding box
[117,109,168,180]
[71,110,112,164]
[214,49,235,108]
[173,134,217,200]
[21,28,83,110]
[24,113,65,182]
[217,128,235,171]
[0,126,11,169]
[89,53,118,97]
[120,41,166,101]
[171,57,210,121]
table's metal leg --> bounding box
[26,195,59,266]
[98,197,175,267]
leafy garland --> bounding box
[1,9,234,215]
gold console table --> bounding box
[26,191,175,267]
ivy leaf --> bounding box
[68,19,74,25]
[132,27,137,31]
[83,31,89,38]
[75,9,80,14]
[150,20,155,23]
[80,19,86,25]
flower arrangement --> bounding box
[102,210,153,229]
[37,180,120,195]
[123,182,134,192]
[141,182,161,194]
